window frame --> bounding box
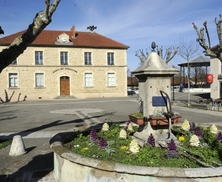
[9,73,18,88]
[85,73,93,87]
[107,52,114,65]
[107,73,115,87]
[35,73,44,88]
[60,51,68,65]
[35,51,43,65]
[84,52,92,65]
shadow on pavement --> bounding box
[0,152,53,182]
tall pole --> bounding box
[187,60,190,106]
[173,76,175,101]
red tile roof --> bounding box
[0,27,129,49]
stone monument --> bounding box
[131,42,179,146]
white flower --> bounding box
[101,123,109,132]
[129,139,140,154]
[210,124,218,134]
[127,123,134,132]
[119,129,127,139]
[181,119,190,131]
[190,135,200,147]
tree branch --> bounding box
[0,0,61,73]
[203,21,211,48]
[192,22,217,58]
[165,47,178,64]
[215,15,222,46]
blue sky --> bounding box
[0,0,222,71]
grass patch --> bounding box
[0,140,11,149]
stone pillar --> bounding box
[210,58,221,100]
[131,44,179,145]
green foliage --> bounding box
[215,142,222,159]
[172,125,222,166]
[0,140,11,149]
[131,113,143,117]
[202,127,216,146]
[64,124,222,168]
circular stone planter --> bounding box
[50,126,222,182]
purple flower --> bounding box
[126,120,131,126]
[165,139,179,158]
[216,132,222,142]
[147,133,155,147]
[98,138,107,149]
[167,139,177,152]
[194,127,203,138]
[90,128,98,143]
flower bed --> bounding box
[50,120,222,182]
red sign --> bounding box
[206,74,213,83]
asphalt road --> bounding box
[0,92,221,135]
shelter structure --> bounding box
[177,56,210,86]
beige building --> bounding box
[0,26,129,101]
[210,57,222,100]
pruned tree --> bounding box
[192,14,222,61]
[135,45,178,64]
[135,48,149,63]
[0,0,61,73]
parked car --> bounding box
[133,88,139,94]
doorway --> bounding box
[60,76,70,96]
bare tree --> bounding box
[0,0,61,73]
[192,14,222,61]
[135,45,178,64]
[135,49,149,63]
[178,36,199,106]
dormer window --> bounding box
[61,37,67,43]
[55,33,73,45]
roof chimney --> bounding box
[71,26,76,38]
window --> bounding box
[11,59,17,65]
[107,73,115,86]
[35,73,44,87]
[60,52,68,65]
[35,51,43,65]
[85,73,92,87]
[84,52,92,65]
[9,73,18,87]
[107,52,114,65]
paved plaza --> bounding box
[0,93,222,181]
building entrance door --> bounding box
[60,76,70,96]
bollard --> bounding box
[9,135,26,156]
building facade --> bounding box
[210,57,222,99]
[0,26,129,101]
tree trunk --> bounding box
[0,0,61,73]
